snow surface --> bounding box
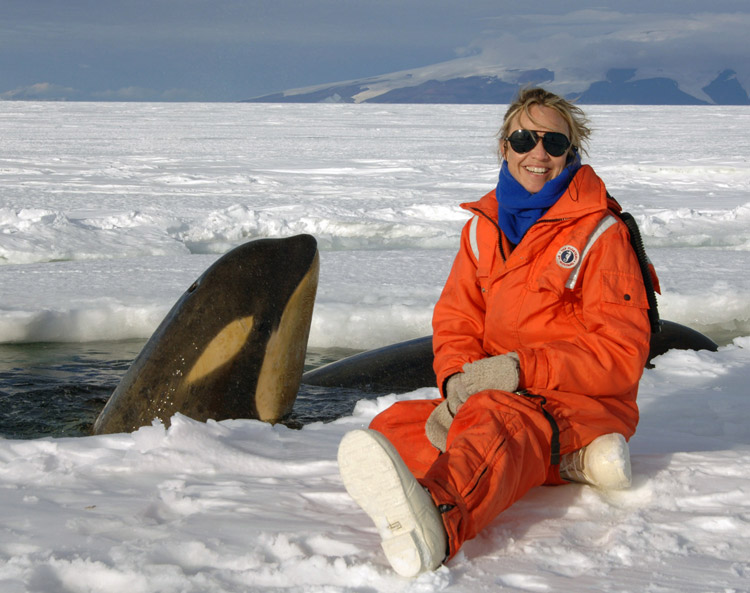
[0,102,749,592]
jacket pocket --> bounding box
[600,271,648,309]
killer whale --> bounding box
[92,234,319,435]
[300,320,719,392]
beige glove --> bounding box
[425,353,521,452]
[460,352,520,396]
[425,373,468,452]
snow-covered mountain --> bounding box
[246,58,750,106]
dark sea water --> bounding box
[0,341,374,440]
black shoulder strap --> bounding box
[614,210,662,334]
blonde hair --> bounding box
[498,88,591,160]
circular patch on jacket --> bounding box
[556,245,580,269]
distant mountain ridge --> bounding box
[246,67,750,106]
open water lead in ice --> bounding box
[93,229,712,439]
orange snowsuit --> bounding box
[370,165,653,559]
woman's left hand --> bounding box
[461,353,520,396]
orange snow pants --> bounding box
[369,389,566,559]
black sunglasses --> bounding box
[505,129,571,157]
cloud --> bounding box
[457,10,750,94]
[0,83,80,101]
[2,2,750,101]
[0,83,203,103]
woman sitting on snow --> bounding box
[337,87,655,577]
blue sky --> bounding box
[2,0,749,101]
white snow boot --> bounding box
[337,429,447,578]
[560,433,632,490]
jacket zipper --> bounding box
[470,207,507,262]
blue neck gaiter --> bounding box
[496,152,582,244]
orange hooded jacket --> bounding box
[432,164,653,452]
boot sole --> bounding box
[337,429,435,577]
